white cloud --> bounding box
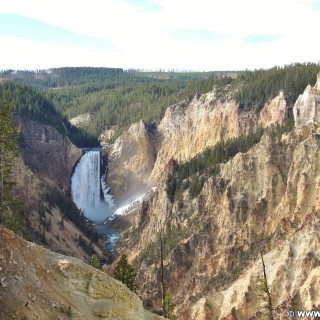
[0,37,122,70]
[0,0,319,70]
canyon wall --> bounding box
[107,87,287,200]
[13,120,102,260]
[293,79,320,126]
[19,119,82,189]
[112,73,320,319]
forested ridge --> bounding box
[1,67,235,139]
[0,82,99,147]
[1,63,319,143]
[232,63,320,110]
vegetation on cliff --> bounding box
[1,68,234,139]
[89,254,102,270]
[0,82,99,147]
[114,254,138,292]
[0,90,28,235]
[233,62,320,110]
[43,186,101,244]
[166,127,265,201]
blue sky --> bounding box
[0,14,113,50]
[0,0,319,71]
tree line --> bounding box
[1,64,318,143]
[0,82,99,147]
[1,67,234,140]
[233,62,320,111]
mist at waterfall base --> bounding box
[71,149,119,251]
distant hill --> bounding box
[0,81,99,147]
[0,67,234,139]
[1,64,319,142]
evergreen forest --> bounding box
[0,68,235,139]
[1,63,318,142]
[0,82,99,147]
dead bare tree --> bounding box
[159,229,166,315]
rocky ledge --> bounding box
[0,226,164,320]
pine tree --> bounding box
[0,89,20,225]
[89,254,101,270]
[256,251,274,320]
[164,289,177,320]
[113,254,137,292]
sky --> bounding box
[0,0,319,71]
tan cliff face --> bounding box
[107,90,287,198]
[20,119,82,189]
[293,72,320,126]
[259,91,287,128]
[107,120,157,200]
[118,128,320,319]
[112,75,320,319]
[151,91,286,181]
[0,226,163,320]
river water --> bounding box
[71,149,119,251]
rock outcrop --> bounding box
[107,120,157,200]
[19,119,82,189]
[0,225,163,320]
[70,113,93,127]
[99,126,117,144]
[293,73,320,126]
[259,91,287,128]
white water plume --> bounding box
[71,150,114,222]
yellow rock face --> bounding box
[112,78,320,319]
[0,226,164,320]
[107,90,288,199]
[118,130,320,319]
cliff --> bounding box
[293,74,320,126]
[107,87,287,199]
[107,120,157,200]
[20,119,82,189]
[0,225,163,320]
[13,120,103,260]
[111,73,320,319]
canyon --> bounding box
[107,85,287,200]
[107,73,320,319]
[2,69,320,320]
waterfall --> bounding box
[71,150,114,222]
[101,173,115,208]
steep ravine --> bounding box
[14,119,106,261]
[111,74,320,319]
